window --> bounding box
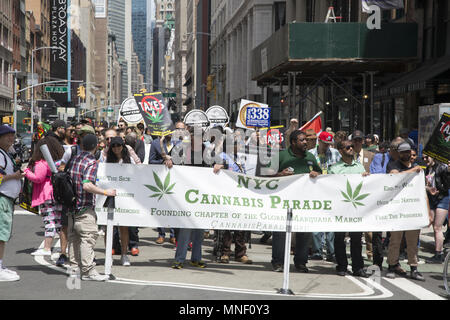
[274,2,286,31]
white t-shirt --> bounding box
[0,148,21,198]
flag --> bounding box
[37,122,51,140]
[300,112,322,134]
[362,0,404,12]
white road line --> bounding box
[383,277,446,300]
[14,210,37,216]
[31,239,395,299]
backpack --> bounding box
[51,146,77,210]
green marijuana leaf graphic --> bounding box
[144,171,175,201]
[341,180,370,208]
[146,112,163,123]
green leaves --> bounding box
[341,180,370,209]
[144,171,176,201]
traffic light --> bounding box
[2,116,13,125]
[207,75,214,92]
[77,86,86,100]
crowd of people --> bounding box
[0,117,448,283]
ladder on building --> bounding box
[324,6,341,23]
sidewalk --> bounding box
[79,226,444,296]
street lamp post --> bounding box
[7,70,21,132]
[31,46,61,133]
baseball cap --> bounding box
[110,136,125,147]
[397,142,412,152]
[305,129,317,139]
[81,134,98,151]
[78,125,95,135]
[318,131,334,144]
[0,125,15,136]
[351,130,364,140]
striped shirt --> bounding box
[69,151,98,211]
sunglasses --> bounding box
[343,145,354,150]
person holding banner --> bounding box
[0,125,24,281]
[24,137,65,256]
[329,140,370,278]
[386,142,427,281]
[166,126,208,270]
[271,130,321,273]
[68,134,116,281]
[309,131,341,262]
[213,134,253,265]
[106,137,136,266]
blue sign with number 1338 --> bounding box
[246,107,271,128]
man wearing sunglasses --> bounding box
[329,140,370,278]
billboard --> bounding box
[50,0,70,104]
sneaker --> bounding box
[443,241,450,249]
[336,270,350,277]
[235,255,253,264]
[81,273,109,282]
[326,255,336,263]
[295,264,309,273]
[310,254,323,261]
[121,255,131,266]
[426,254,444,264]
[220,255,230,263]
[155,236,164,244]
[410,270,425,281]
[0,268,20,282]
[56,254,68,267]
[190,261,207,268]
[386,265,407,278]
[272,263,283,272]
[353,269,369,278]
[172,262,183,269]
[130,248,139,256]
[31,248,52,256]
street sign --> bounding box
[45,86,68,93]
[162,92,176,98]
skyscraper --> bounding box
[108,0,132,101]
[132,0,147,83]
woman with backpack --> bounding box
[23,136,65,256]
[106,136,135,266]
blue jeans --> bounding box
[271,232,311,266]
[174,228,204,263]
[311,232,335,256]
[158,227,175,238]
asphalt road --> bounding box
[1,209,449,305]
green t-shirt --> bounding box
[278,148,322,175]
[328,160,365,174]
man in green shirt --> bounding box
[329,140,369,278]
[271,130,321,273]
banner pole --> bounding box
[104,196,116,280]
[278,208,294,295]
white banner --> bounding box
[95,164,429,232]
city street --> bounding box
[1,209,447,301]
